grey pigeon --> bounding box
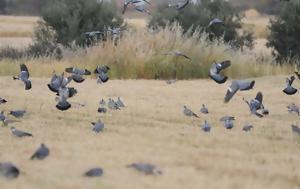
[108,98,120,110]
[209,60,231,84]
[127,163,162,175]
[30,143,49,160]
[243,92,265,118]
[283,76,298,95]
[0,98,7,105]
[55,87,77,111]
[243,124,253,132]
[48,72,72,93]
[9,110,26,118]
[11,127,32,137]
[163,50,191,60]
[0,111,6,124]
[0,162,19,179]
[84,167,103,177]
[94,65,110,74]
[116,97,125,108]
[91,120,104,133]
[287,103,300,116]
[220,116,235,129]
[168,0,189,10]
[291,124,300,135]
[208,18,224,27]
[13,64,31,90]
[200,104,209,114]
[224,80,255,103]
[183,106,199,118]
[202,120,211,132]
[166,79,177,85]
[123,0,151,14]
[65,67,91,83]
[98,106,107,114]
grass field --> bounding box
[0,76,299,189]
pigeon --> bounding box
[291,124,300,135]
[84,168,103,177]
[220,116,235,129]
[107,98,120,110]
[183,106,199,118]
[243,124,253,132]
[116,97,125,108]
[9,110,26,118]
[83,31,103,39]
[127,163,162,175]
[224,80,255,103]
[200,104,209,114]
[202,120,211,132]
[166,79,177,85]
[0,111,6,124]
[168,0,189,10]
[287,103,300,115]
[30,143,49,160]
[11,127,32,137]
[94,65,110,74]
[243,92,265,118]
[123,0,151,14]
[13,64,31,90]
[0,162,19,179]
[48,72,72,93]
[91,120,104,133]
[95,66,110,84]
[209,60,231,84]
[65,67,91,83]
[208,18,224,27]
[55,86,77,111]
[163,50,191,60]
[0,98,7,105]
[283,75,298,95]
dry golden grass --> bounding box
[0,76,299,189]
[125,18,148,29]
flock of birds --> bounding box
[1,0,300,181]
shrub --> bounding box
[149,0,254,50]
[267,0,300,63]
[41,0,123,47]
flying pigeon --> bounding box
[91,120,104,133]
[209,60,231,84]
[123,0,151,14]
[283,75,298,95]
[9,110,26,118]
[0,162,19,179]
[200,104,209,114]
[224,80,255,103]
[163,50,191,60]
[94,65,110,84]
[201,120,211,132]
[65,67,91,83]
[13,64,31,90]
[243,92,265,118]
[127,163,162,175]
[84,167,103,177]
[183,106,199,118]
[30,143,49,160]
[11,127,32,137]
[208,18,224,27]
[48,72,72,93]
[168,0,189,10]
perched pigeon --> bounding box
[84,167,103,177]
[220,116,235,129]
[291,124,300,135]
[200,104,209,114]
[0,98,7,105]
[287,103,300,116]
[243,92,265,118]
[209,60,231,84]
[243,124,253,132]
[224,80,255,103]
[9,110,26,118]
[116,97,125,108]
[168,0,189,10]
[202,120,211,132]
[30,143,49,160]
[283,76,298,95]
[127,163,162,175]
[166,79,177,85]
[13,64,31,90]
[183,106,199,118]
[65,67,91,83]
[91,120,104,133]
[163,50,191,60]
[11,127,32,137]
[0,162,19,179]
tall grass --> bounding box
[0,24,293,79]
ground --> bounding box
[0,76,299,189]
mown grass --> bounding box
[0,23,293,79]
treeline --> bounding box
[0,0,48,15]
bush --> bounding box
[149,0,254,50]
[41,0,123,47]
[267,0,300,63]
